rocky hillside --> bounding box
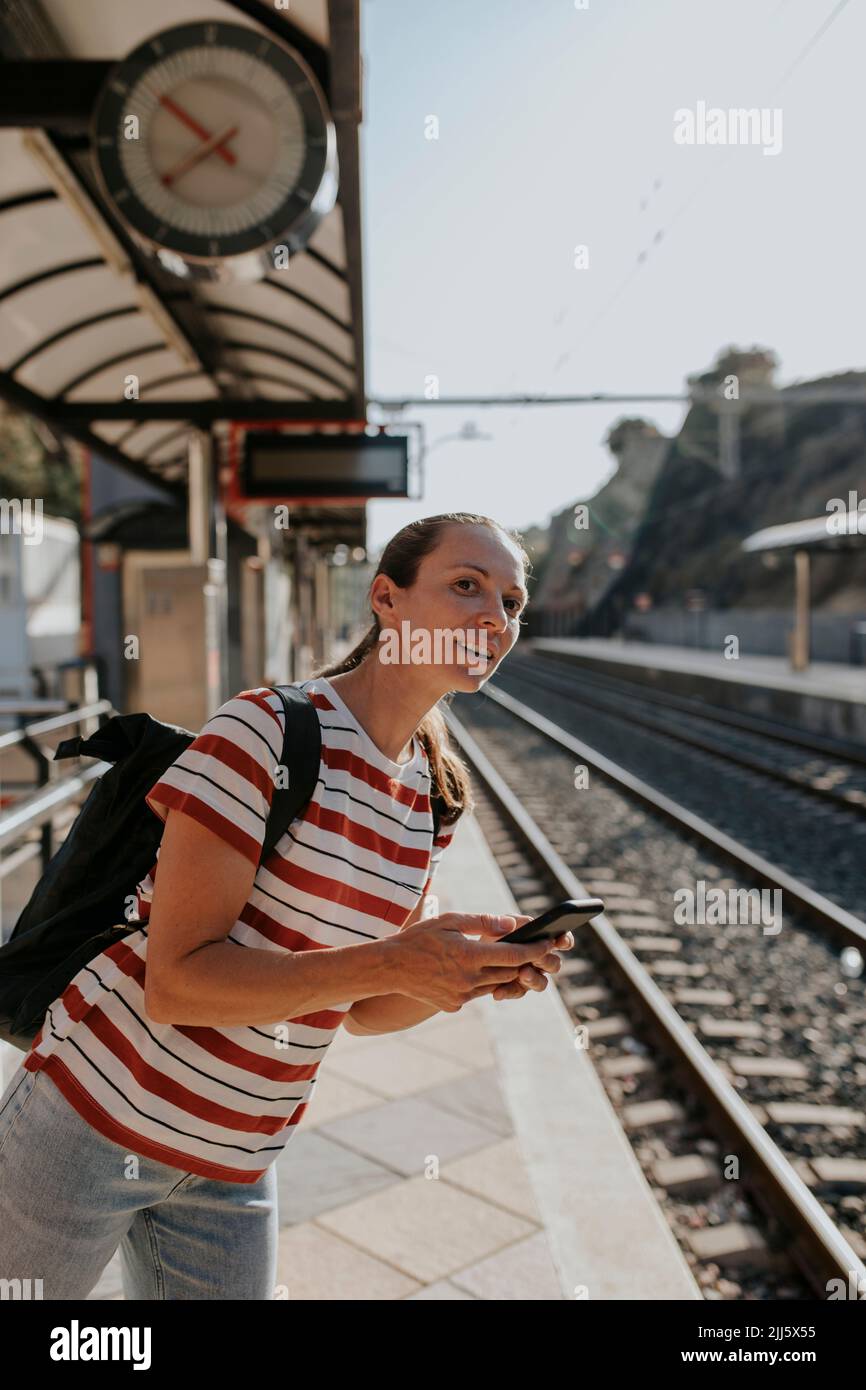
[526,418,670,622]
[526,348,866,634]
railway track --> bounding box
[531,649,866,776]
[511,651,866,814]
[444,685,866,1302]
[491,652,866,923]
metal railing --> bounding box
[0,698,116,880]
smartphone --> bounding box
[497,898,605,944]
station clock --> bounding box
[90,20,338,281]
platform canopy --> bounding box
[0,0,365,506]
[742,510,866,553]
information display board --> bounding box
[228,423,410,505]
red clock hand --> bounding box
[161,124,239,187]
[159,94,237,167]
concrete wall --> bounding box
[621,609,866,665]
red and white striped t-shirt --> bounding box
[23,677,456,1184]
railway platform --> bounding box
[68,801,700,1301]
[530,638,866,743]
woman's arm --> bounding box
[342,996,440,1035]
[145,808,561,1027]
[145,807,399,1025]
[343,894,442,1034]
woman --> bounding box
[0,512,572,1300]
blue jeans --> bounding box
[0,1060,278,1300]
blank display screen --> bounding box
[241,433,409,498]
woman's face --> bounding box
[373,523,529,691]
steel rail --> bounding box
[502,658,866,816]
[443,702,866,1299]
[472,682,866,952]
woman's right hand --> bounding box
[386,911,563,1013]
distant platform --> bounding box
[527,638,866,743]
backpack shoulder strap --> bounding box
[259,684,321,864]
[431,788,447,842]
[258,684,451,860]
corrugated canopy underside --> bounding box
[0,0,365,497]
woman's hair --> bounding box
[311,512,532,826]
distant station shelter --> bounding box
[742,507,866,671]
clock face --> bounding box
[91,21,337,270]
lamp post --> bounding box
[418,420,493,469]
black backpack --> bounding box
[0,684,447,1053]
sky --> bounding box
[357,0,864,556]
